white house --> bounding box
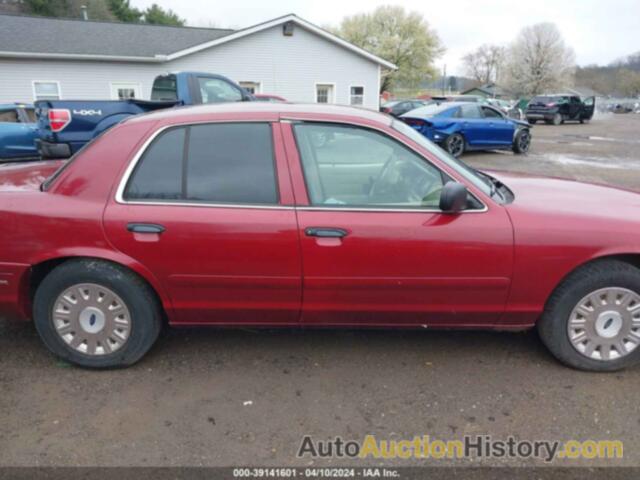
[0,13,395,109]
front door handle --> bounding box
[305,227,349,238]
[127,223,165,234]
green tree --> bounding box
[143,3,184,26]
[108,0,142,22]
[24,0,115,20]
[618,69,640,97]
[24,0,70,17]
[331,5,444,93]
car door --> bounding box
[281,121,513,327]
[104,120,302,325]
[568,97,582,119]
[580,97,596,120]
[480,106,514,146]
[457,104,485,147]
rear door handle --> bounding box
[127,223,165,234]
[305,227,349,238]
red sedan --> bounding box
[1,103,639,371]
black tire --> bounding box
[33,259,162,369]
[512,128,531,154]
[538,260,640,372]
[444,133,465,157]
[528,119,537,124]
[552,113,563,125]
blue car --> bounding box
[401,102,532,157]
[0,103,39,161]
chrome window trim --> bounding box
[115,118,489,214]
[295,205,488,214]
[115,120,279,206]
[286,118,489,214]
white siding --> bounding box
[0,24,381,109]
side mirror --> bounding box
[439,182,468,213]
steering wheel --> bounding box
[368,154,396,199]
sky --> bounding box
[132,0,640,75]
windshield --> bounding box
[391,119,494,198]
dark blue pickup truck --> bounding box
[35,72,253,158]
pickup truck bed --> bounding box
[35,99,176,158]
[35,72,253,158]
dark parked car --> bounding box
[0,103,39,161]
[380,99,429,117]
[4,103,640,371]
[401,102,531,157]
[525,94,595,125]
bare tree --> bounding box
[503,23,575,96]
[461,44,505,84]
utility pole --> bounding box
[442,64,447,96]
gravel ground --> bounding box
[1,113,640,469]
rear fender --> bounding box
[21,248,175,321]
[94,113,134,138]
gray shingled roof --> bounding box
[0,14,234,58]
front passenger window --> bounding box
[294,123,445,209]
[481,107,502,119]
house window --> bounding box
[239,81,261,95]
[33,81,61,100]
[110,82,142,100]
[316,84,334,104]
[350,86,364,106]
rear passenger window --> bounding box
[460,104,482,119]
[124,123,278,204]
[126,127,185,200]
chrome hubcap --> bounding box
[52,283,132,356]
[568,287,640,361]
[519,132,530,150]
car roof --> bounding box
[402,101,497,118]
[128,102,394,126]
[438,101,482,108]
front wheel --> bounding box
[512,128,531,154]
[33,259,162,368]
[538,260,640,371]
[444,133,465,157]
[552,113,563,125]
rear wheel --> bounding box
[34,259,162,368]
[512,128,531,154]
[444,133,465,157]
[538,260,640,371]
[528,119,537,124]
